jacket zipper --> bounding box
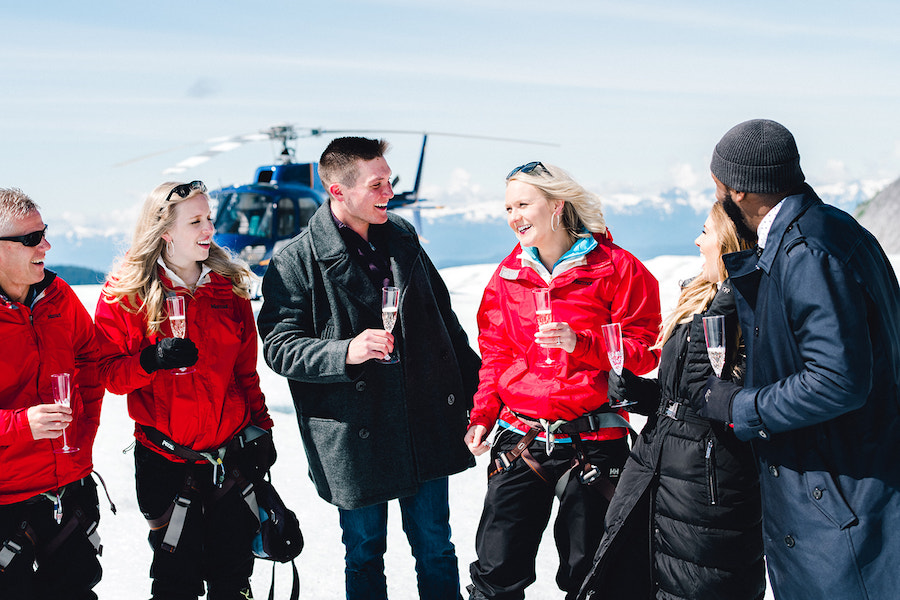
[705,438,718,505]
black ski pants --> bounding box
[134,442,259,600]
[0,476,102,600]
[469,430,629,600]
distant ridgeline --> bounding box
[48,265,107,286]
[855,175,900,254]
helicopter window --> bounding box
[216,193,273,237]
[297,196,318,228]
[276,199,295,237]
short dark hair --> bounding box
[319,137,389,191]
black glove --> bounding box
[608,368,660,416]
[696,375,740,424]
[140,338,199,373]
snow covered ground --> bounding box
[77,252,900,598]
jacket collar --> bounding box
[307,201,420,317]
[502,232,613,287]
[519,234,597,283]
[0,269,57,309]
[756,184,820,273]
[155,258,234,299]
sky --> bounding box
[3,0,900,241]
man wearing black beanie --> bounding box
[694,119,900,599]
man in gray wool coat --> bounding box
[257,136,481,600]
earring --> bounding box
[165,239,175,258]
[551,213,561,232]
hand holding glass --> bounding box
[702,315,726,377]
[166,296,195,374]
[601,323,636,408]
[50,372,79,454]
[532,289,555,367]
[378,286,400,364]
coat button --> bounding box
[356,381,367,392]
[769,465,779,477]
[758,429,769,439]
[813,487,823,500]
[784,535,795,548]
[358,428,370,439]
[447,394,456,405]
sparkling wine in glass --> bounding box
[166,296,195,374]
[703,315,726,377]
[50,372,79,454]
[378,286,400,364]
[601,322,636,408]
[532,289,555,367]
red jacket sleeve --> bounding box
[469,268,509,430]
[93,288,155,395]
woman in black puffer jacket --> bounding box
[578,201,765,600]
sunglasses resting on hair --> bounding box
[164,180,207,203]
[506,161,548,180]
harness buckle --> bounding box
[665,401,682,421]
[0,539,23,571]
[579,464,601,485]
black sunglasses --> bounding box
[0,224,48,247]
[164,180,207,203]
[506,161,548,180]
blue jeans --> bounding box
[338,477,460,600]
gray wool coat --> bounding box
[257,202,480,510]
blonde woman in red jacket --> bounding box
[464,163,661,600]
[93,181,273,600]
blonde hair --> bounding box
[507,163,607,239]
[656,201,752,349]
[102,181,253,335]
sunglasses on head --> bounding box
[506,161,548,180]
[164,180,207,203]
[0,224,48,247]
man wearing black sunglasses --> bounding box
[0,188,105,599]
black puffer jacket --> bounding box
[579,281,765,600]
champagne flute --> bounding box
[378,286,400,364]
[166,296,195,374]
[601,322,636,408]
[50,372,79,454]
[703,315,726,377]
[532,289,555,367]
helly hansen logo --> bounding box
[609,467,620,479]
[48,313,62,319]
[574,279,592,286]
[211,303,229,310]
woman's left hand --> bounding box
[536,322,577,353]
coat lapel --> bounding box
[308,203,380,320]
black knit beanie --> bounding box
[710,119,805,193]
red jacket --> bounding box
[93,267,272,459]
[470,233,661,441]
[0,273,103,505]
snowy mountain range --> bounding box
[45,177,893,279]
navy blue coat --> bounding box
[724,185,900,599]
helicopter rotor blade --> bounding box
[308,129,558,147]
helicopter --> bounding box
[156,124,555,290]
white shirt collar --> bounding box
[756,199,785,250]
[156,257,212,289]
